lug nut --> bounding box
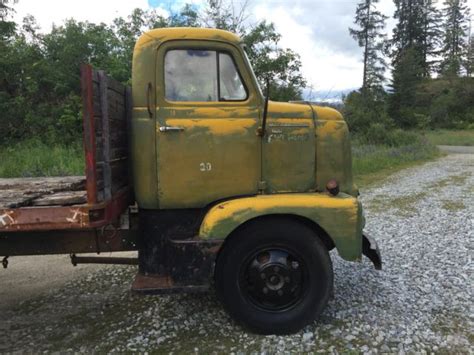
[263,287,268,294]
[277,290,283,296]
[260,273,266,279]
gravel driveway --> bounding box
[0,153,472,353]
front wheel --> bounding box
[214,218,333,334]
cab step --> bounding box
[131,272,208,294]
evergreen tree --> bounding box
[349,0,388,94]
[391,0,442,77]
[389,0,431,127]
[391,0,426,66]
[421,0,443,76]
[439,0,470,76]
[467,33,473,76]
[389,47,424,127]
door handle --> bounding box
[146,82,153,118]
[159,126,185,132]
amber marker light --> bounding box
[326,179,339,196]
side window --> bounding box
[165,49,217,102]
[219,53,246,101]
[164,49,247,102]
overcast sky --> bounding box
[12,0,474,94]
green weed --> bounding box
[0,140,84,178]
[423,129,474,146]
[352,140,440,187]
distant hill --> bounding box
[302,88,356,105]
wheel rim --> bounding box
[239,247,308,312]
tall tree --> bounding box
[421,0,443,76]
[349,0,387,93]
[391,0,426,65]
[202,0,306,101]
[243,21,306,101]
[439,0,471,76]
[0,0,17,40]
[389,0,429,127]
[202,0,250,34]
[467,32,474,76]
[389,47,424,127]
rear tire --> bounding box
[215,217,333,334]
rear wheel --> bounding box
[215,218,333,334]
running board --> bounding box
[131,273,208,294]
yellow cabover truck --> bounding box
[0,28,381,334]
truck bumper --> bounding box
[362,233,382,270]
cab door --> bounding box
[155,41,261,209]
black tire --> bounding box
[214,217,333,334]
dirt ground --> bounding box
[0,252,136,311]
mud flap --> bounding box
[362,234,382,270]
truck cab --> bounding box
[131,28,381,333]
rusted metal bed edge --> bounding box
[0,187,130,232]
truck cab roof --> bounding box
[135,27,242,50]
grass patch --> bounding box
[0,140,84,178]
[423,129,474,146]
[428,174,469,189]
[441,200,465,212]
[367,192,428,215]
[352,140,440,187]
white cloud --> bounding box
[11,0,474,92]
[251,0,473,91]
[254,5,362,91]
[13,0,149,32]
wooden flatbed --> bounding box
[0,176,86,209]
[0,65,137,257]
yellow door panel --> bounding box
[156,109,260,208]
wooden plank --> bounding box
[110,158,129,192]
[106,76,126,95]
[32,191,87,206]
[81,64,98,204]
[109,147,128,160]
[92,82,101,113]
[125,86,134,201]
[108,117,127,132]
[107,89,126,121]
[99,70,112,201]
[92,70,99,82]
[0,176,85,208]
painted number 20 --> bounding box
[200,162,212,172]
